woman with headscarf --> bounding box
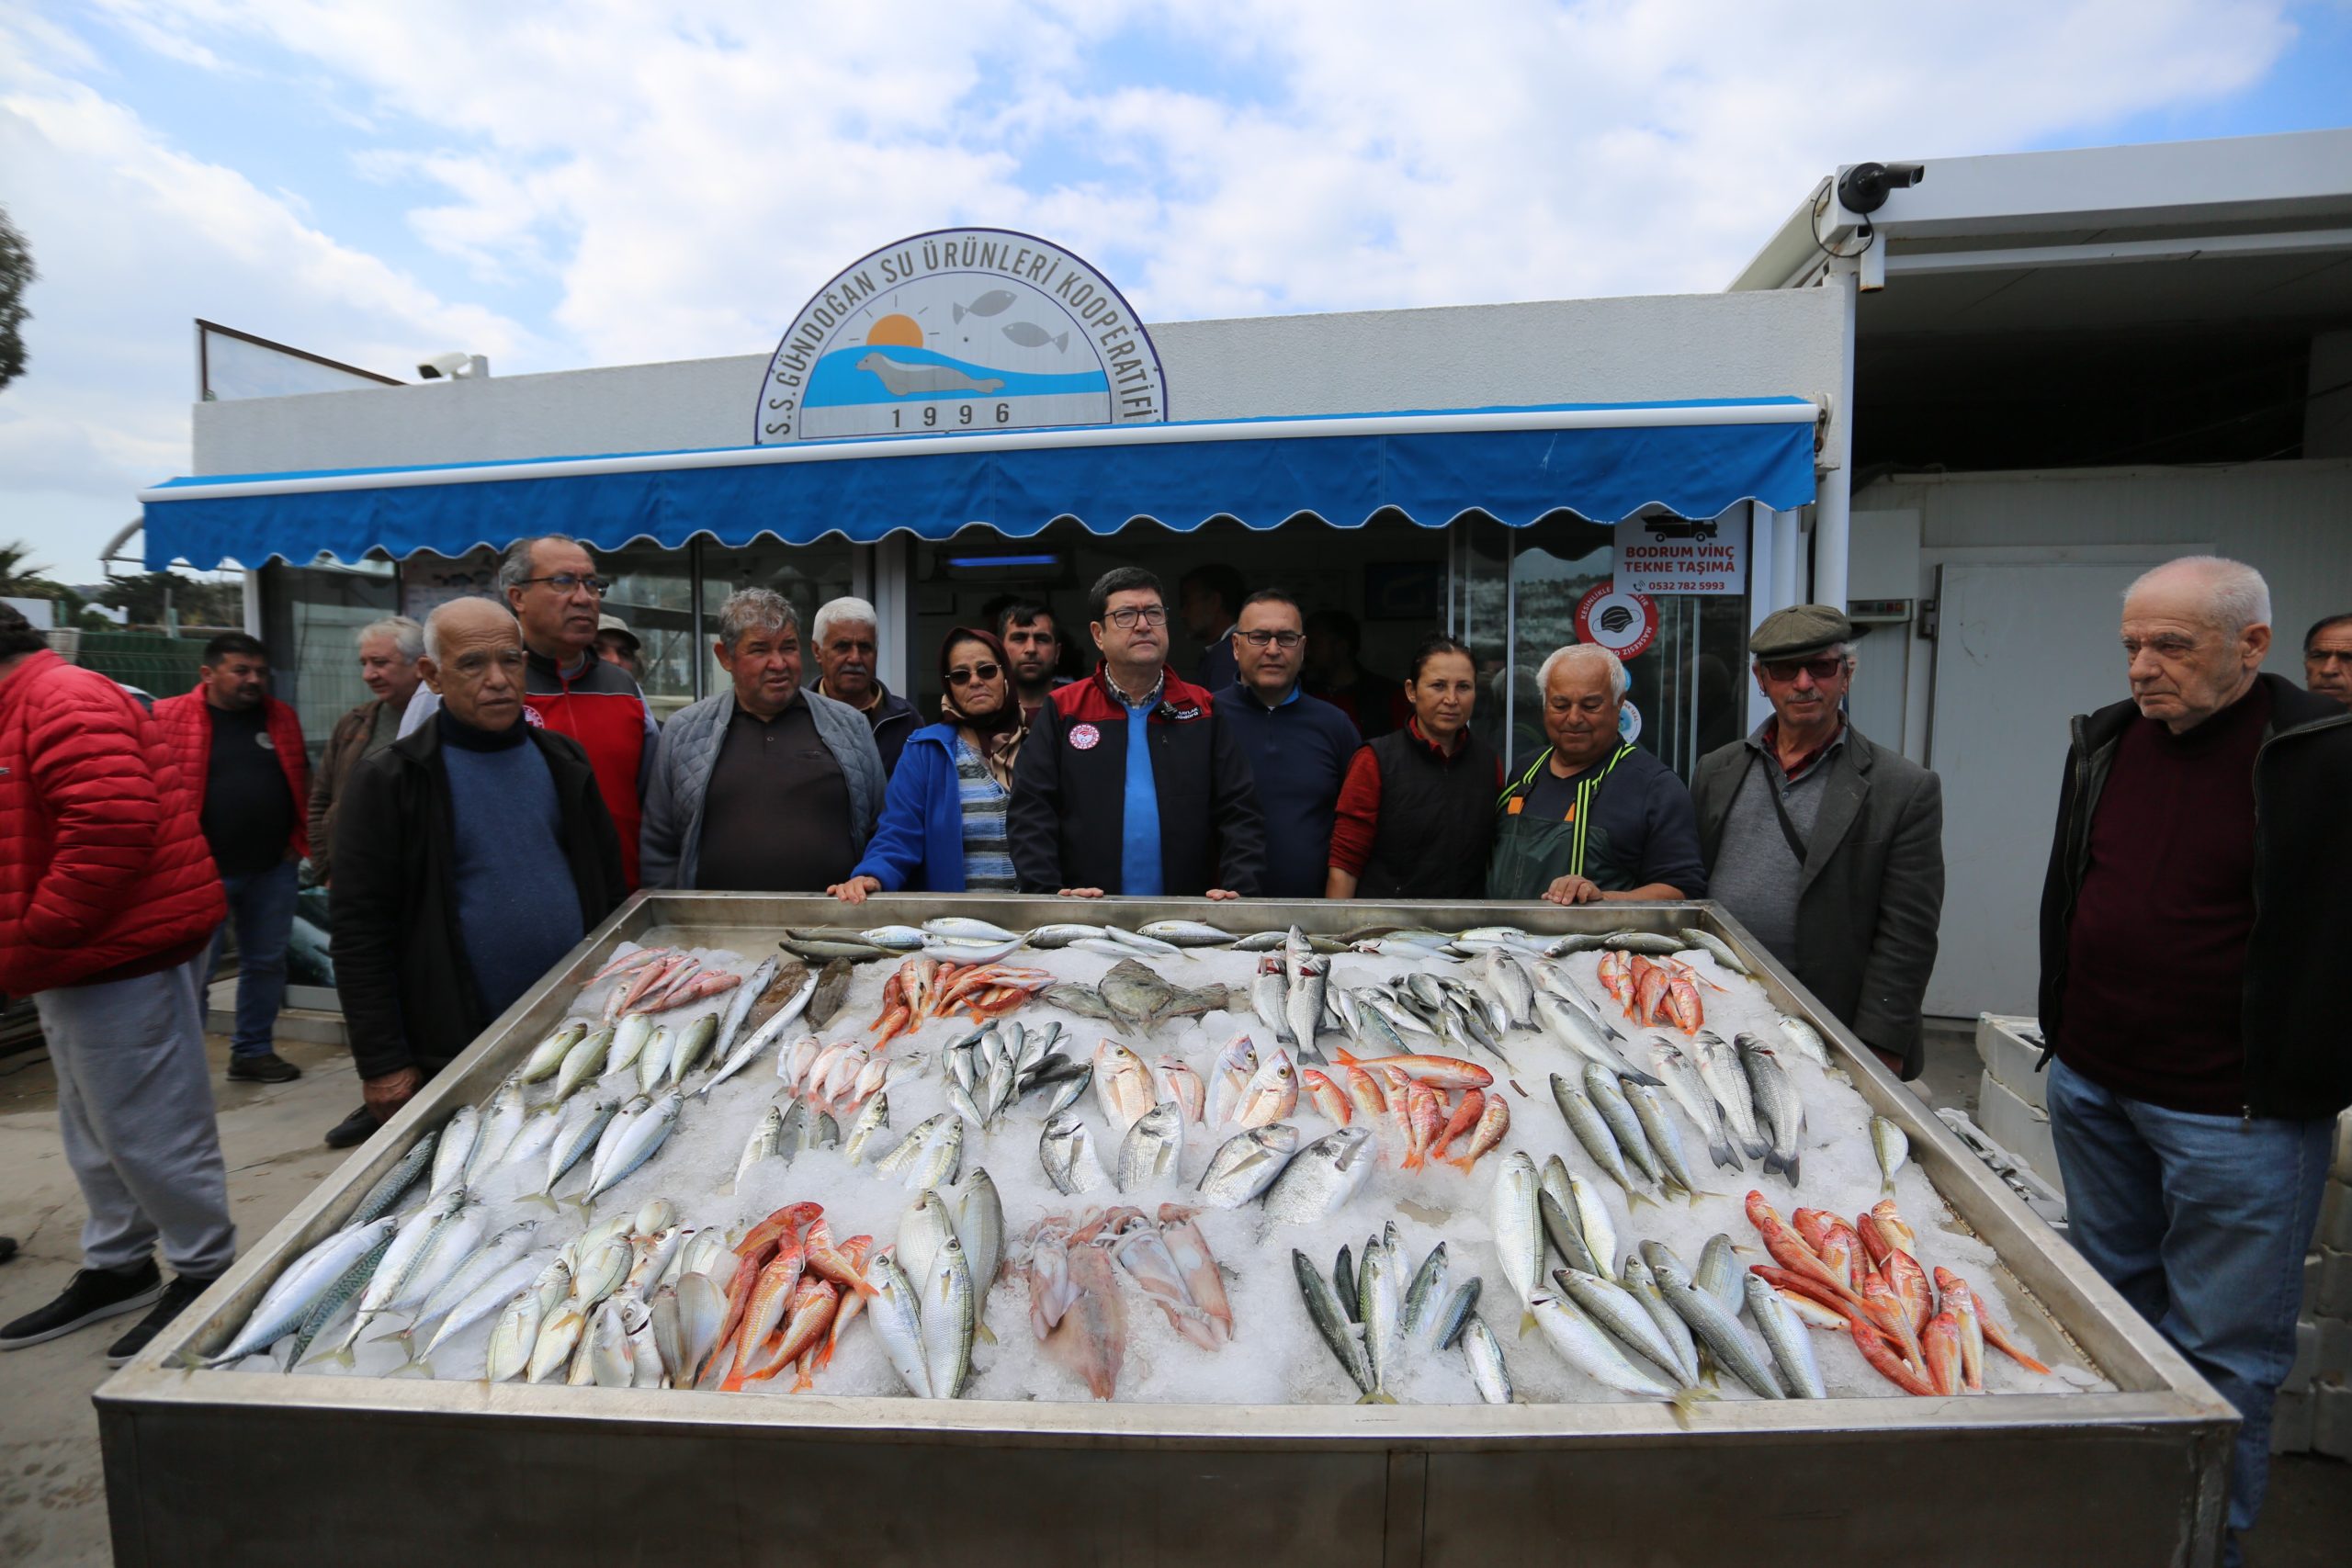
[828,626,1026,900]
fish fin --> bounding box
[1520,1310,1535,1337]
[976,1321,998,1346]
[1626,1189,1659,1212]
[1880,1179,1896,1198]
[1784,1153,1801,1187]
[1356,1389,1399,1405]
[368,1327,415,1348]
[1665,1387,1709,1428]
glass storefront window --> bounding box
[698,539,858,705]
[595,546,699,721]
[256,556,399,765]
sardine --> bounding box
[1039,1110,1109,1195]
[706,977,810,1090]
[1261,1127,1375,1225]
[1196,1123,1299,1208]
[1116,1103,1184,1190]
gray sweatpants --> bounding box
[34,962,237,1280]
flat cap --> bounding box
[1748,604,1853,660]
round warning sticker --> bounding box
[1573,582,1659,660]
[1069,722,1102,750]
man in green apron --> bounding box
[1488,645,1706,903]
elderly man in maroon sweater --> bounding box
[2037,556,2352,1566]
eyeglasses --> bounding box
[1238,630,1303,649]
[1104,605,1168,629]
[517,573,609,597]
[1760,655,1848,683]
[946,662,1001,686]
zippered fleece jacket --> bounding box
[2038,673,2352,1120]
[1007,664,1266,897]
[0,650,226,994]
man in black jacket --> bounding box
[328,599,625,1139]
[1009,567,1264,899]
[2037,556,2352,1564]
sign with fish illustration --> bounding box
[756,228,1168,444]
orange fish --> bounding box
[776,1279,842,1391]
[1300,1067,1351,1126]
[814,1235,874,1371]
[1932,1267,1986,1393]
[803,1218,879,1298]
[1921,1310,1963,1396]
[1403,1084,1443,1171]
[1632,963,1669,1026]
[1341,1061,1389,1122]
[1851,1309,1939,1396]
[721,1240,806,1391]
[1882,1247,1932,1337]
[1597,949,1634,1005]
[1334,1047,1492,1089]
[1939,1268,2050,1376]
[1871,1198,1918,1260]
[1445,1090,1510,1172]
[737,1201,823,1260]
[1663,977,1703,1034]
[1429,1089,1484,1162]
[1745,1191,1859,1304]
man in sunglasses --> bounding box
[1009,567,1264,899]
[400,535,657,887]
[1211,589,1361,898]
[1690,604,1944,1079]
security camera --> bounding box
[417,352,488,380]
[1837,162,1925,216]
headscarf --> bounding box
[938,626,1025,789]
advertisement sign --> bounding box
[1574,581,1659,660]
[756,229,1168,444]
[1614,509,1747,596]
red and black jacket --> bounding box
[1008,664,1265,896]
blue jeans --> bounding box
[206,860,299,1058]
[2046,1059,2332,1563]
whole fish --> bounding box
[1481,948,1538,1030]
[898,1190,956,1303]
[1643,1243,1783,1400]
[635,1025,674,1096]
[430,1106,480,1198]
[926,916,1021,943]
[462,1084,529,1187]
[1619,1256,1702,1385]
[873,1112,953,1180]
[413,1218,539,1334]
[1334,1047,1490,1090]
[1025,922,1107,948]
[1646,1036,1739,1171]
[416,1250,544,1370]
[1462,1315,1513,1403]
[859,925,928,950]
[804,957,855,1029]
[733,1105,785,1190]
[1532,991,1661,1086]
[1745,1272,1827,1398]
[1155,1056,1206,1123]
[1285,957,1329,1063]
[1694,1234,1742,1314]
[1400,1241,1452,1351]
[548,1025,614,1100]
[1294,1249,1382,1402]
[864,1250,933,1397]
[1136,919,1237,948]
[1625,1083,1704,1199]
[843,1093,890,1165]
[1041,983,1119,1021]
[1871,1116,1909,1194]
[1098,959,1177,1031]
[586,1090,683,1198]
[706,978,811,1090]
[1261,1126,1375,1225]
[1602,930,1684,955]
[956,1170,1005,1342]
[543,1095,621,1193]
[527,1308,587,1387]
[1531,1292,1689,1406]
[1039,1110,1109,1195]
[1677,928,1752,977]
[903,1113,964,1190]
[351,1131,436,1224]
[1103,923,1181,957]
[1236,1047,1300,1129]
[1490,1152,1545,1326]
[1779,1015,1832,1070]
[1693,1032,1769,1161]
[674,1269,728,1386]
[1583,1063,1662,1186]
[1092,1039,1158,1130]
[1538,1188,1601,1279]
[1196,1123,1299,1208]
[587,1302,636,1387]
[486,1290,544,1383]
[1206,1035,1259,1127]
[1736,1033,1805,1184]
[1555,1266,1690,1386]
[1250,955,1293,1043]
[1117,1103,1185,1190]
[206,1217,401,1367]
[1567,1172,1619,1281]
[1301,1067,1351,1126]
[1550,1074,1650,1204]
[1356,1235,1403,1399]
[519,1021,590,1085]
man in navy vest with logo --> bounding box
[1008,568,1264,899]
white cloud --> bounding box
[0,0,2309,579]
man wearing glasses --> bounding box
[1690,604,1944,1080]
[401,536,657,886]
[1009,567,1264,899]
[1211,589,1360,898]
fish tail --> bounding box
[1054,333,1069,351]
[1667,1385,1714,1427]
[1356,1388,1399,1405]
[1520,1310,1535,1337]
[1626,1188,1660,1212]
[1785,1153,1802,1187]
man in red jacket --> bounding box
[153,633,311,1084]
[0,606,237,1364]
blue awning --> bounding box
[139,400,1819,570]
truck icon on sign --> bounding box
[1644,513,1719,542]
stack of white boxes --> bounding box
[1974,1017,2349,1461]
[2275,1111,2352,1460]
[1973,1014,2062,1191]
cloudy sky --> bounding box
[3,1,2347,581]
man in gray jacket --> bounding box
[1690,605,1944,1078]
[639,589,885,890]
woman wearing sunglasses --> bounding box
[828,627,1025,902]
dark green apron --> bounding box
[1485,742,1636,900]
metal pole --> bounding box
[1814,258,1859,608]
[1502,526,1518,773]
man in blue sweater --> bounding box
[1213,589,1360,899]
[329,598,624,1134]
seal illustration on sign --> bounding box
[854,353,1006,397]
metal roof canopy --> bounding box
[137,400,1822,571]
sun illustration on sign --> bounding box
[865,312,925,348]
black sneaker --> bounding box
[0,1259,164,1350]
[228,1052,302,1083]
[323,1104,378,1150]
[105,1273,219,1367]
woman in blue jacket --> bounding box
[828,627,1024,901]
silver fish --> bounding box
[1285,957,1330,1064]
[1038,1110,1109,1196]
[587,1090,683,1198]
[920,1236,975,1400]
[1871,1115,1909,1195]
[1695,1233,1742,1314]
[1538,1187,1601,1279]
[1025,923,1107,948]
[1195,1123,1299,1209]
[1040,1064,1092,1119]
[1550,1074,1649,1204]
[526,1303,586,1384]
[1646,1036,1739,1171]
[858,924,928,950]
[707,977,812,1089]
[206,1217,400,1367]
[1357,1233,1402,1400]
[518,1021,589,1085]
[873,1112,953,1180]
[867,1250,934,1398]
[1744,1272,1826,1399]
[1567,1171,1618,1282]
[1251,956,1293,1043]
[1555,1265,1690,1386]
[733,1104,784,1190]
[956,1170,1005,1342]
[1532,990,1660,1086]
[486,1290,543,1382]
[1531,1292,1686,1404]
[463,1084,528,1186]
[924,916,1021,942]
[1294,1248,1382,1402]
[350,1132,436,1224]
[1618,1256,1702,1385]
[899,1189,956,1299]
[544,1095,620,1192]
[1677,927,1753,976]
[1625,1083,1705,1199]
[1462,1315,1513,1404]
[417,1251,544,1369]
[1261,1126,1374,1225]
[607,1011,654,1075]
[1693,1032,1769,1161]
[1602,930,1684,954]
[1736,1033,1805,1185]
[1116,1102,1184,1190]
[1400,1241,1452,1351]
[843,1093,890,1165]
[674,1269,728,1387]
[429,1106,479,1198]
[1642,1242,1782,1400]
[552,1026,614,1100]
[1780,1014,1832,1069]
[1583,1063,1662,1186]
[1489,1151,1545,1325]
[1135,919,1237,947]
[1103,924,1181,957]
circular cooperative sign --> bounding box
[1573,582,1659,660]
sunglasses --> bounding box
[946,662,1002,686]
[1761,655,1848,683]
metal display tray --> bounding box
[97,895,2233,1567]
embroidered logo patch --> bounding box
[523,706,547,728]
[1069,722,1101,750]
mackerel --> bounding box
[873,1113,953,1180]
[1294,1248,1383,1402]
[553,1026,615,1100]
[543,1095,621,1193]
[429,1107,479,1198]
[205,1217,400,1366]
[1400,1242,1452,1351]
[1461,1315,1513,1404]
[285,1228,397,1371]
[351,1132,437,1224]
[586,1090,684,1198]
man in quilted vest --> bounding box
[0,605,237,1365]
[153,632,311,1085]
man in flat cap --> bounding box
[1690,605,1944,1078]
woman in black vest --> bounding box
[1325,633,1501,900]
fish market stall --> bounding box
[97,896,2233,1568]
